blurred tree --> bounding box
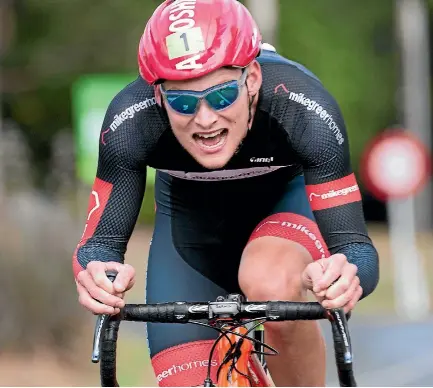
[2,0,159,187]
[277,0,397,171]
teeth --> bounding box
[200,133,217,139]
[197,129,224,139]
[198,135,226,149]
[195,129,227,150]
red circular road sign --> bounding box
[360,129,431,201]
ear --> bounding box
[246,60,262,97]
[154,85,163,106]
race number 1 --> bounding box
[166,27,205,60]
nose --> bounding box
[193,100,218,128]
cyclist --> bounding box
[73,0,379,386]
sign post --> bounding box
[361,129,431,320]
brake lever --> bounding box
[91,270,118,363]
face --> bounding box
[155,62,262,169]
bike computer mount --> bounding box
[208,294,245,319]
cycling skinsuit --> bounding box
[73,49,379,386]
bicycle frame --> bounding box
[216,326,272,387]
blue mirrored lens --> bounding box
[166,95,199,114]
[205,85,239,111]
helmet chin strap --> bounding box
[234,85,257,154]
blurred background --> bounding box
[1,0,432,386]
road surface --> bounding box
[323,315,433,387]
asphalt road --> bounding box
[323,315,433,387]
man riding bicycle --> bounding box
[73,0,379,386]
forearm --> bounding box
[332,242,379,299]
[72,170,146,279]
[73,238,127,278]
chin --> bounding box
[194,153,233,170]
[182,133,242,170]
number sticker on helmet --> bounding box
[166,27,205,60]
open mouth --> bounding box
[193,128,229,151]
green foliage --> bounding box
[3,0,160,187]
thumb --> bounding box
[113,264,135,293]
[302,260,326,293]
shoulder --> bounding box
[257,47,345,146]
[106,76,161,124]
[99,77,167,170]
[258,44,322,83]
[258,47,339,114]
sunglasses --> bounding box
[160,69,248,115]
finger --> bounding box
[318,254,347,290]
[86,261,125,293]
[344,286,363,314]
[77,281,120,315]
[313,258,331,296]
[325,264,358,300]
[78,270,125,308]
[113,264,136,293]
[322,276,360,310]
[125,276,136,292]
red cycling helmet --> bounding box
[138,0,262,85]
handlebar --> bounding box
[119,300,327,322]
[92,296,356,387]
